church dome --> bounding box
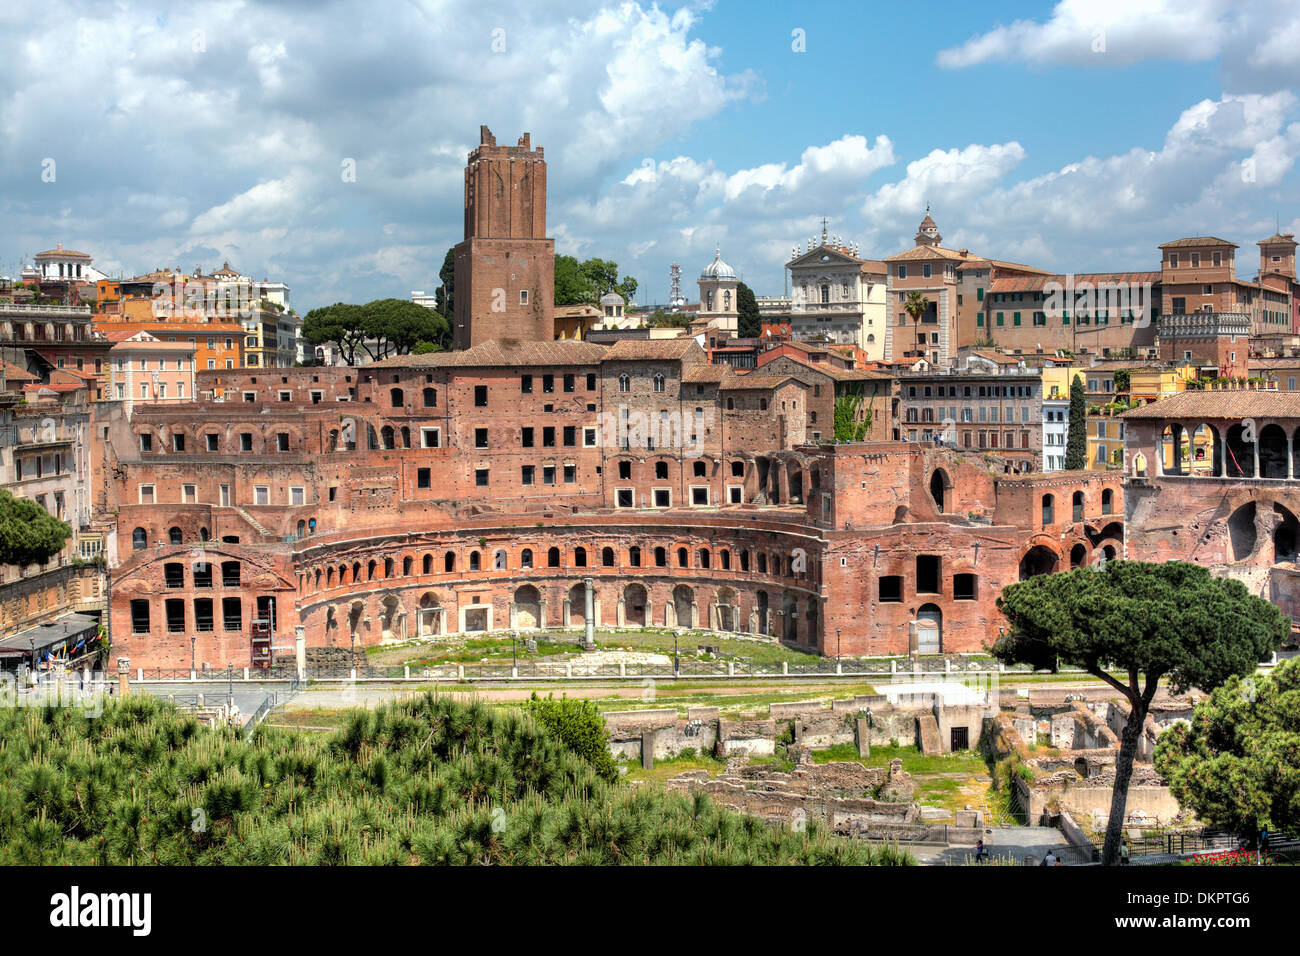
[700,247,737,280]
[599,290,625,307]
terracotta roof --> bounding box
[23,382,85,393]
[602,339,701,361]
[0,360,38,382]
[988,271,1161,294]
[682,364,729,383]
[375,339,608,368]
[34,246,91,260]
[1158,237,1237,249]
[1258,233,1298,246]
[884,245,975,263]
[1121,390,1300,420]
[719,372,794,390]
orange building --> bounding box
[94,273,245,388]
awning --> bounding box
[0,613,100,660]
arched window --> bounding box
[403,556,414,575]
[423,387,436,407]
[384,557,393,578]
[602,547,615,567]
[618,374,630,393]
[132,527,147,550]
[574,547,587,567]
[547,547,561,568]
[1102,488,1114,515]
[297,520,306,538]
[422,554,433,574]
[444,552,456,573]
[720,549,730,570]
[677,547,688,567]
[169,527,183,545]
[494,549,507,570]
[654,547,667,567]
[629,546,641,567]
[390,387,404,408]
[1072,490,1084,522]
[469,551,481,571]
[367,560,376,580]
[381,425,395,449]
[653,373,665,393]
[1041,494,1055,527]
[521,548,534,569]
[698,549,710,569]
[199,527,209,542]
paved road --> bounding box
[906,826,1077,866]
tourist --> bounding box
[974,839,988,863]
[1041,850,1057,866]
[1120,839,1130,865]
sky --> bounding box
[1,0,1298,313]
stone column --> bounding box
[294,625,306,682]
[538,597,548,629]
[562,597,572,628]
[617,596,626,627]
[116,657,130,697]
[665,602,676,628]
[583,577,595,649]
[748,610,758,634]
[508,602,518,629]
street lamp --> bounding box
[837,628,842,664]
[673,629,680,677]
[511,631,517,670]
[191,635,196,672]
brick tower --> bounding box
[452,126,555,349]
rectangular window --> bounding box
[474,385,487,407]
[194,598,214,632]
[139,484,155,504]
[542,465,556,485]
[277,433,289,452]
[206,433,219,451]
[475,428,489,449]
[653,488,671,508]
[543,426,555,447]
[879,576,903,602]
[222,597,242,631]
[254,485,269,506]
[475,468,489,487]
[290,487,305,506]
[417,468,431,489]
[563,464,576,483]
[522,465,534,486]
[131,600,151,634]
[916,555,941,594]
[182,484,197,503]
[521,375,533,394]
[563,426,576,446]
[219,484,231,507]
[563,374,575,392]
[240,433,253,452]
[617,488,633,508]
[421,428,440,448]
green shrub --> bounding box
[527,693,619,782]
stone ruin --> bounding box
[990,688,1194,830]
[662,756,984,843]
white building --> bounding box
[784,228,888,358]
[30,244,108,284]
[694,248,739,337]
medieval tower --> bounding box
[452,126,555,349]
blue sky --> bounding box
[1,0,1297,312]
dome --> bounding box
[700,247,737,280]
[599,290,625,307]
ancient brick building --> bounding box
[104,340,1121,667]
[1123,390,1300,634]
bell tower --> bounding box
[452,125,555,349]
